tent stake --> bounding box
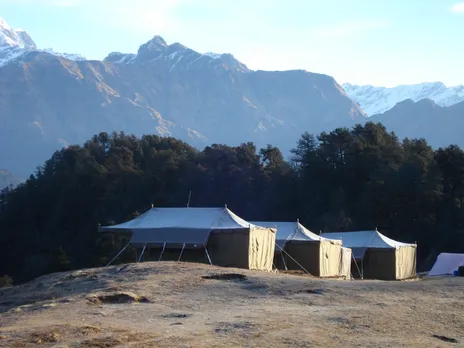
[106,241,131,267]
[204,245,213,265]
[138,243,148,263]
[178,243,186,261]
[159,242,167,261]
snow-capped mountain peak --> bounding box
[0,17,36,49]
[0,17,86,68]
[343,82,464,116]
[104,35,250,73]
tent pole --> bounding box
[204,245,213,265]
[159,242,167,261]
[106,242,131,267]
[178,243,186,261]
[361,258,364,280]
[280,247,288,271]
[351,252,362,279]
[275,243,311,275]
[138,243,148,263]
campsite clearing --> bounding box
[0,262,463,348]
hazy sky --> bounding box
[1,0,463,87]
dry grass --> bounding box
[0,262,463,347]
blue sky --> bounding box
[1,0,463,87]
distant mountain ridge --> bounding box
[371,98,464,148]
[0,18,365,177]
[343,82,464,115]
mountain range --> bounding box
[0,18,366,178]
[343,82,464,116]
[0,17,463,184]
[370,99,464,148]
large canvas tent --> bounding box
[250,221,350,278]
[99,207,276,271]
[320,230,417,280]
[428,253,464,276]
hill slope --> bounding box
[0,262,462,347]
[0,18,365,177]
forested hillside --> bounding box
[1,122,463,283]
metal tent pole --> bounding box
[361,258,364,280]
[280,247,288,271]
[178,243,186,261]
[351,252,362,280]
[159,242,167,261]
[138,243,148,263]
[204,245,213,265]
[106,241,131,267]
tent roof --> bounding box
[428,253,464,276]
[100,207,267,245]
[250,221,341,248]
[320,230,415,259]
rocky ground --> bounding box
[0,262,463,347]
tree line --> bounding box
[1,122,463,283]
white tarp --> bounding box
[428,253,464,276]
[320,230,415,259]
[100,207,261,245]
[250,221,341,248]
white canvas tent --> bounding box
[100,206,276,271]
[428,253,464,276]
[321,229,417,280]
[250,220,351,278]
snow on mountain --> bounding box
[42,48,86,62]
[343,82,464,116]
[0,17,86,67]
[0,18,36,49]
[104,35,250,73]
[203,52,222,59]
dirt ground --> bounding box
[0,262,463,348]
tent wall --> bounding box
[319,240,343,277]
[282,242,320,275]
[249,227,276,271]
[340,247,352,280]
[363,248,396,280]
[395,246,417,279]
[208,229,250,269]
[207,227,276,271]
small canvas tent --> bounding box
[250,221,350,278]
[100,207,276,271]
[428,253,464,276]
[320,230,416,280]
